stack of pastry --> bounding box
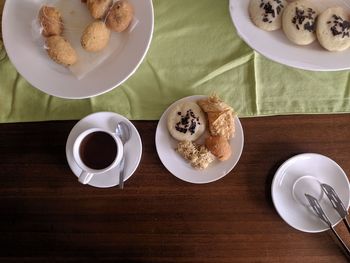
[81,0,134,52]
[38,6,78,66]
[198,95,235,161]
[37,0,134,67]
[249,0,350,52]
[167,101,215,169]
[169,95,235,170]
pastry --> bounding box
[249,0,287,31]
[167,102,206,141]
[198,95,235,140]
[86,0,113,19]
[46,36,78,66]
[176,140,215,169]
[81,21,111,52]
[106,0,134,32]
[207,111,235,139]
[205,135,232,161]
[197,95,232,113]
[317,7,350,52]
[38,5,63,37]
[282,0,318,45]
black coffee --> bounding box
[79,131,118,170]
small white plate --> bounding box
[229,0,350,71]
[66,112,142,188]
[2,0,153,99]
[155,95,244,184]
[272,153,350,233]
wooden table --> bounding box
[1,115,350,262]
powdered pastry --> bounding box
[282,0,318,45]
[317,7,350,52]
[249,0,287,31]
[167,102,206,142]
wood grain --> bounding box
[0,115,350,262]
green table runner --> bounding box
[1,0,350,123]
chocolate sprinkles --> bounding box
[291,6,317,32]
[328,14,350,38]
[175,109,201,135]
[260,0,284,24]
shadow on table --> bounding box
[264,153,303,210]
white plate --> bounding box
[2,0,153,99]
[229,0,350,71]
[155,95,244,184]
[272,153,350,233]
[66,112,142,188]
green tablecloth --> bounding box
[1,0,350,123]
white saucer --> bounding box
[66,112,142,188]
[272,153,350,233]
[155,95,244,184]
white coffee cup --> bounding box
[73,128,123,185]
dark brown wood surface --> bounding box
[1,115,350,262]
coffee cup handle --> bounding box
[78,171,94,185]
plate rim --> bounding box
[2,0,154,99]
[271,152,350,233]
[155,95,244,184]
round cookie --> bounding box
[167,102,206,142]
[282,1,318,45]
[249,0,287,31]
[316,7,350,52]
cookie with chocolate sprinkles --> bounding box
[317,7,350,52]
[249,0,287,31]
[282,0,318,45]
[167,102,206,142]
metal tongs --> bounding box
[305,183,350,257]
